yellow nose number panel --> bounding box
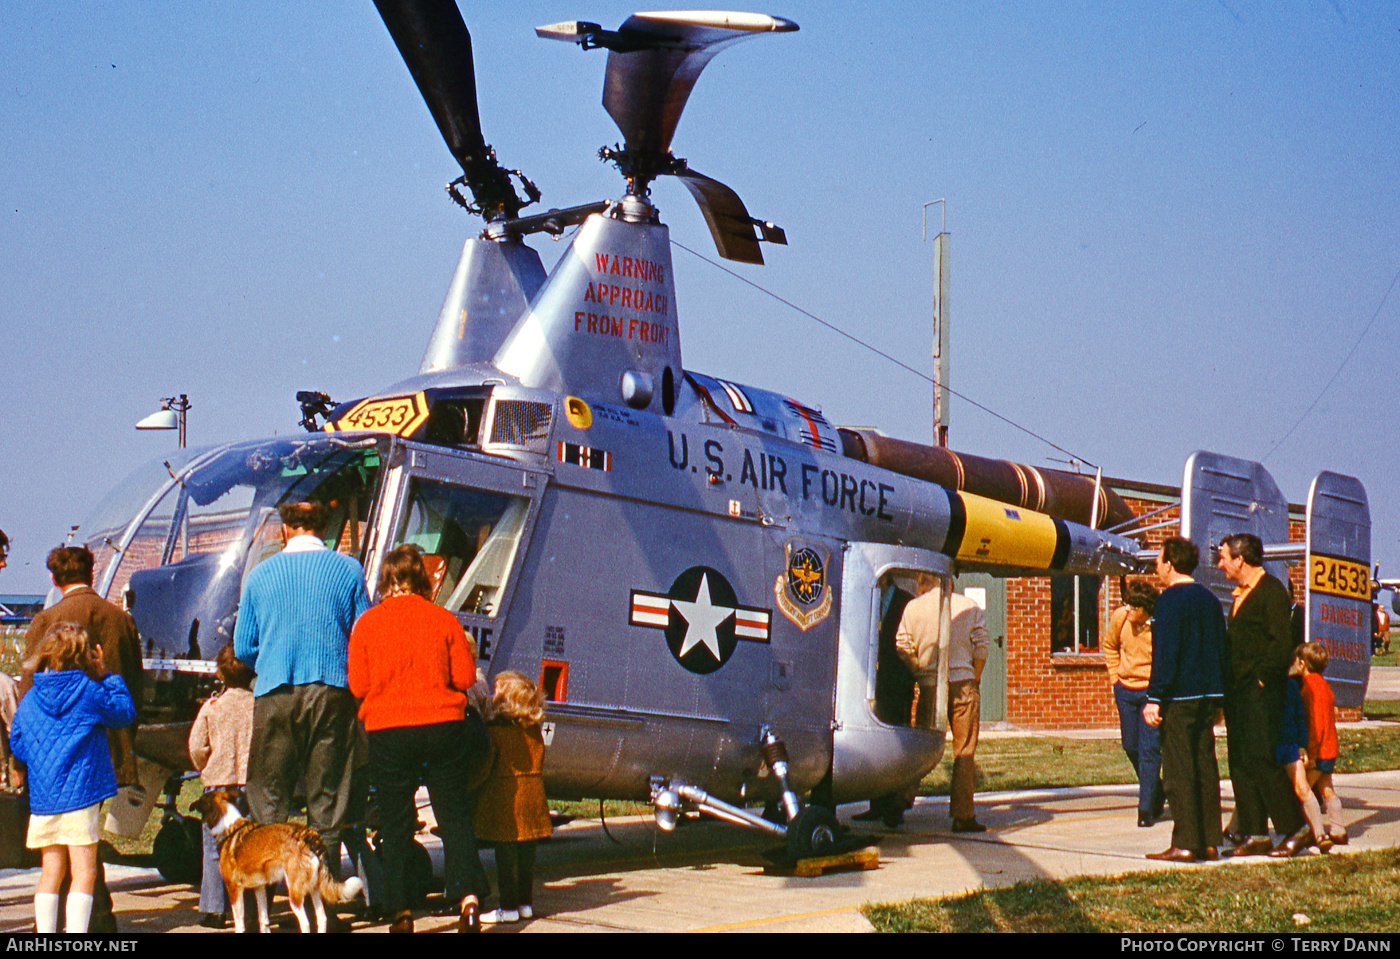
[330,392,431,436]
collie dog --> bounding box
[191,788,364,933]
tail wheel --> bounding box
[786,805,840,860]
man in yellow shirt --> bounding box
[1102,580,1163,827]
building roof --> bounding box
[0,594,46,623]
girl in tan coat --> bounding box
[476,672,551,925]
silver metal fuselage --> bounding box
[83,206,1142,813]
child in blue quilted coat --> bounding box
[11,622,135,934]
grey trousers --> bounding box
[247,683,358,870]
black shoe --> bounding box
[458,898,481,934]
[951,817,986,833]
[881,808,905,828]
[1137,814,1155,828]
[198,913,226,930]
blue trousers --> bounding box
[1114,683,1164,817]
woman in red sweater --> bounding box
[348,544,489,933]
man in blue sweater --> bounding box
[233,501,370,886]
[1142,536,1228,863]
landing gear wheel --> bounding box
[786,805,840,860]
[152,814,204,886]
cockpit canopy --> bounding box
[74,434,388,667]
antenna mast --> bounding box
[924,200,950,447]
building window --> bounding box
[1051,575,1101,653]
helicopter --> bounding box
[62,1,1370,862]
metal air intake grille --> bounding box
[488,400,553,452]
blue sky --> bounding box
[3,1,1397,593]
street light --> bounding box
[135,394,191,449]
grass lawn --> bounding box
[865,848,1400,933]
[1364,698,1400,721]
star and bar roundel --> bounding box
[629,566,771,674]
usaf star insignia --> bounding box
[630,566,770,674]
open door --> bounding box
[829,542,950,804]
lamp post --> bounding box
[135,394,191,448]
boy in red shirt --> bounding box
[1297,642,1346,846]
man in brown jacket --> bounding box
[18,546,144,933]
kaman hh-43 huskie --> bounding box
[69,1,1372,861]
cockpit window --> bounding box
[103,484,180,604]
[81,452,201,600]
[393,478,528,616]
[233,437,386,578]
[87,436,387,602]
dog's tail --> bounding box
[318,870,365,904]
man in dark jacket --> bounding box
[1217,533,1306,856]
[1142,537,1228,862]
[18,546,144,933]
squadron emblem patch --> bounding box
[774,541,833,631]
[630,566,770,674]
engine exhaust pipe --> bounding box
[839,428,1134,530]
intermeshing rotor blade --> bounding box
[375,0,523,220]
[601,12,798,161]
[674,169,764,265]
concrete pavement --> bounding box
[1,765,1396,933]
[1365,665,1400,700]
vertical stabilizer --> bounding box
[493,212,682,414]
[1306,472,1371,708]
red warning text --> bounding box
[596,253,664,284]
[574,312,670,345]
[582,282,667,315]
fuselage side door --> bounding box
[831,542,951,804]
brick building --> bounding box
[956,477,1351,729]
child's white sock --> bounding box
[64,893,93,934]
[34,892,59,933]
